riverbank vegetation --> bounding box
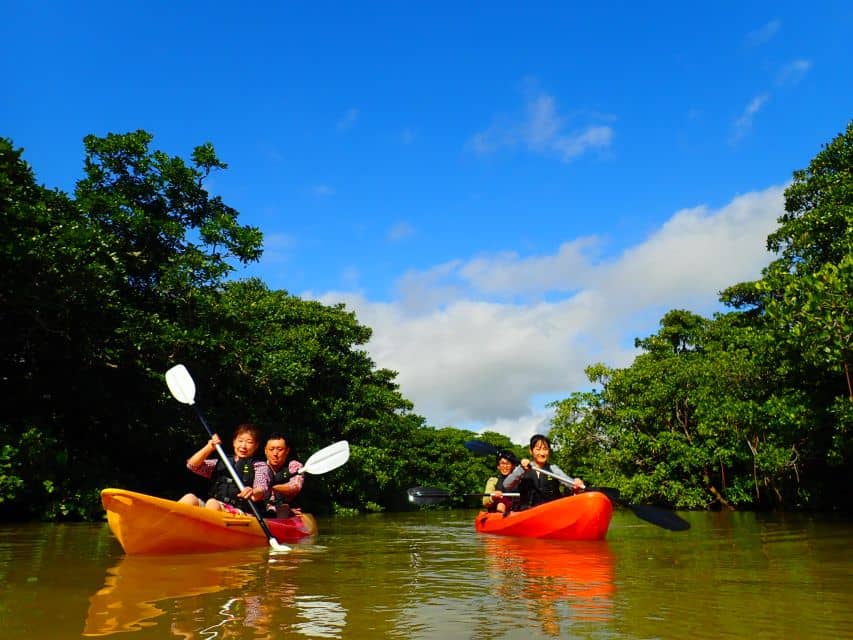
[1,123,850,520]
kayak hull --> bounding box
[102,488,317,555]
[475,491,613,540]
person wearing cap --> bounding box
[503,434,584,509]
[482,450,519,515]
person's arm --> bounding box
[482,477,499,507]
[272,460,305,501]
[549,463,584,490]
[247,461,272,502]
[186,435,220,478]
[502,465,526,490]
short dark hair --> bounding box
[266,431,289,443]
[233,423,261,442]
[529,434,550,451]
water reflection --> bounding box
[4,512,851,639]
[82,548,348,638]
[481,536,615,636]
[82,552,260,636]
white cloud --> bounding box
[732,94,770,143]
[457,237,599,296]
[746,19,781,47]
[484,410,556,447]
[776,59,812,87]
[312,185,335,196]
[316,185,784,445]
[469,90,613,162]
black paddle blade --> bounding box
[590,487,689,531]
[627,503,691,531]
[407,486,450,505]
[464,440,499,456]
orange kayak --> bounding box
[102,488,317,555]
[475,491,613,540]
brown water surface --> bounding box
[0,509,850,638]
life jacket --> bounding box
[268,464,294,507]
[490,473,517,512]
[494,473,511,493]
[209,457,256,510]
[518,464,561,509]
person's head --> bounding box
[528,434,551,466]
[496,450,518,474]
[265,432,291,469]
[232,423,261,459]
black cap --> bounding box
[496,450,519,466]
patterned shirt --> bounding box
[268,460,304,501]
[187,457,273,498]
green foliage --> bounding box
[3,123,852,519]
[546,123,853,511]
[1,129,453,519]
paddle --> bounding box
[298,440,350,476]
[463,439,690,532]
[165,364,292,552]
[407,486,520,506]
[527,463,690,532]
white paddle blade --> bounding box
[268,538,291,552]
[301,440,350,475]
[165,364,196,405]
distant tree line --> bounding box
[1,123,850,521]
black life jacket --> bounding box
[489,473,518,512]
[518,464,561,509]
[269,464,294,507]
[209,457,256,510]
[495,473,511,493]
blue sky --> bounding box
[3,2,852,443]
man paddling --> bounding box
[264,432,305,518]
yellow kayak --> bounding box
[102,488,317,555]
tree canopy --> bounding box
[548,123,853,511]
[1,123,851,520]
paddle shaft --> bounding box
[520,463,582,488]
[190,404,286,548]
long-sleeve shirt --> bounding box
[187,457,272,499]
[483,476,499,507]
[269,460,304,502]
[502,462,578,490]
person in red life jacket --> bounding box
[178,423,272,514]
[482,450,519,515]
[263,432,304,518]
[503,434,584,509]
